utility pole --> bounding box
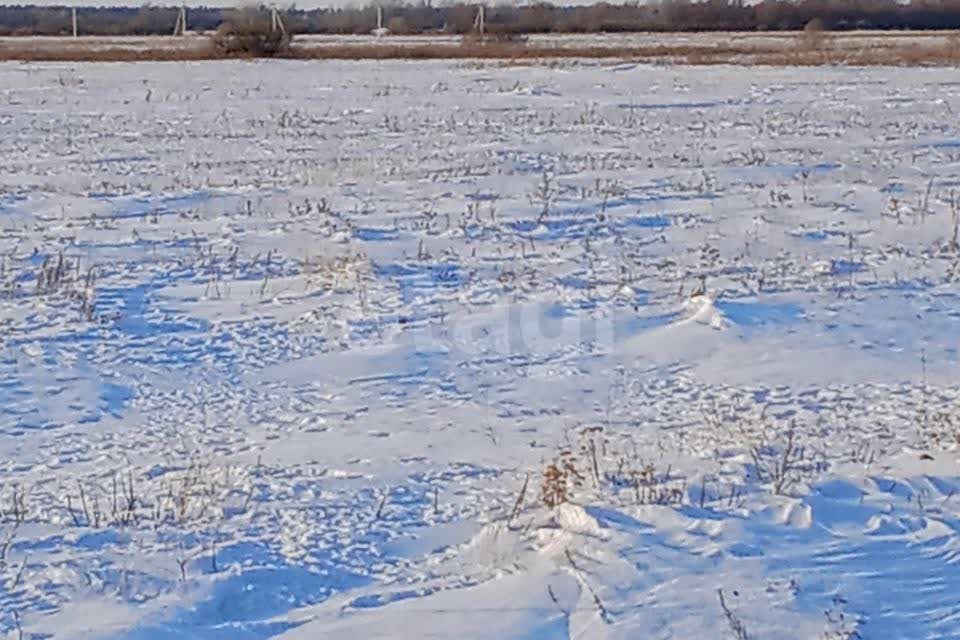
[270,6,286,35]
[72,7,78,38]
[371,5,388,37]
[173,6,187,36]
[478,5,485,37]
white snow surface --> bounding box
[1,60,960,639]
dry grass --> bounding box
[290,42,757,62]
[0,41,223,62]
[0,33,959,65]
[761,42,960,66]
[798,18,827,51]
[213,8,291,57]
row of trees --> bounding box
[2,0,960,37]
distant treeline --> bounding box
[2,1,960,37]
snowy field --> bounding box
[2,60,960,639]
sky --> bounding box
[2,1,351,6]
[1,0,618,14]
[0,0,456,7]
[0,0,549,7]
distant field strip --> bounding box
[1,31,959,64]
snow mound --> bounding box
[682,293,727,330]
[554,502,606,538]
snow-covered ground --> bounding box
[2,60,960,639]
